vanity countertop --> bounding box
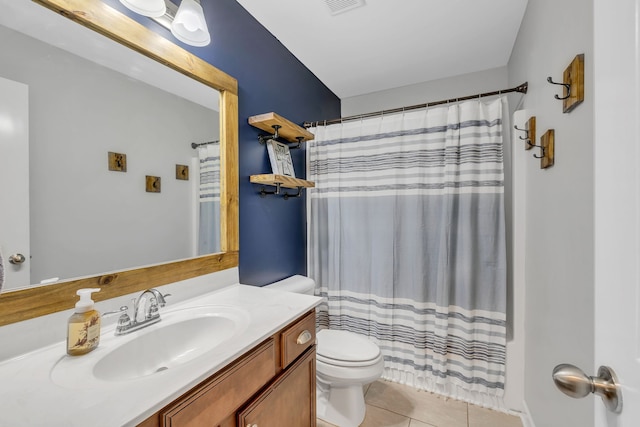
[0,284,321,427]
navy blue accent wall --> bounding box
[104,0,340,286]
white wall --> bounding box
[0,25,219,285]
[342,67,509,116]
[507,0,595,426]
[341,66,526,413]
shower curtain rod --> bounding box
[191,140,219,149]
[302,82,528,128]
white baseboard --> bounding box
[520,399,536,427]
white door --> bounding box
[0,76,29,290]
[593,0,640,424]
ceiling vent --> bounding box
[324,0,365,16]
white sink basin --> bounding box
[51,305,250,388]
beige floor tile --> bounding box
[317,418,339,427]
[363,382,373,395]
[365,381,468,427]
[408,419,437,427]
[360,404,411,427]
[468,404,523,427]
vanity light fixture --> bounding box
[156,0,211,47]
[119,0,167,18]
[171,0,211,46]
[121,0,211,47]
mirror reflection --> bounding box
[0,4,221,291]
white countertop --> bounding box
[0,284,321,427]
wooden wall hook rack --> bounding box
[514,116,537,151]
[547,54,584,113]
[540,129,555,169]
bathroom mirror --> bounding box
[0,0,239,326]
[0,12,221,289]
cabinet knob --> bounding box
[296,330,313,345]
[247,424,258,427]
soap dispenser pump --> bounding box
[66,288,101,356]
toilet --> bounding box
[266,275,384,427]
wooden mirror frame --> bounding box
[0,0,239,326]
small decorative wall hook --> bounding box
[514,124,529,139]
[547,76,571,100]
[548,54,585,112]
[514,116,537,151]
[540,129,555,169]
[533,145,546,159]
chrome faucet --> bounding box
[104,288,171,336]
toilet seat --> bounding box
[317,352,383,368]
[316,329,381,366]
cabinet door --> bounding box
[162,339,276,427]
[238,347,316,427]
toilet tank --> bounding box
[265,275,315,295]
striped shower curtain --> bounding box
[307,98,507,403]
[197,143,221,255]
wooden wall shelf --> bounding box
[248,112,314,144]
[249,111,315,199]
[250,174,315,189]
[250,174,315,199]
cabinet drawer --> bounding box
[281,311,316,368]
[161,339,276,427]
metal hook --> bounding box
[547,77,571,100]
[514,124,530,141]
[533,145,546,159]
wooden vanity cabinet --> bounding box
[137,310,316,427]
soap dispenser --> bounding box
[67,288,101,356]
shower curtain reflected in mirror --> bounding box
[197,143,221,255]
[308,98,508,407]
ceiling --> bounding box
[235,0,529,99]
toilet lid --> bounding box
[316,329,381,363]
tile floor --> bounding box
[317,380,523,427]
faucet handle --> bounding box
[116,311,131,325]
[103,306,129,318]
[103,306,132,335]
[148,298,160,319]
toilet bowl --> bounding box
[265,275,384,427]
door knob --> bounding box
[8,253,26,265]
[552,364,622,413]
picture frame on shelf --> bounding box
[266,139,296,177]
